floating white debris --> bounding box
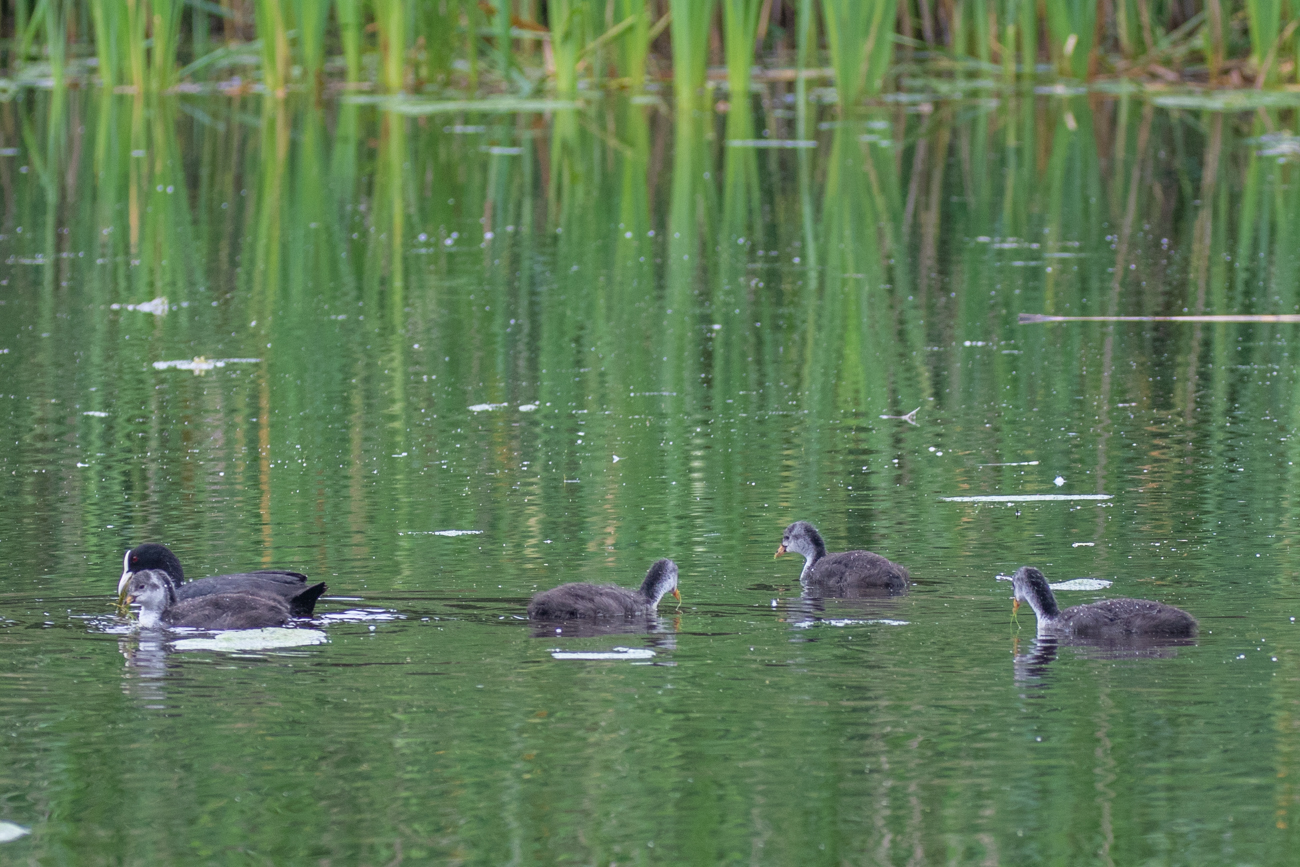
[111,297,169,315]
[1050,578,1114,591]
[83,410,109,417]
[153,357,260,373]
[1072,542,1096,548]
[793,618,909,629]
[612,454,621,463]
[317,608,405,624]
[1054,476,1066,487]
[978,460,1039,467]
[468,403,507,412]
[551,647,656,660]
[0,822,28,843]
[880,407,919,425]
[942,494,1112,503]
[725,139,818,148]
[518,403,538,412]
[171,628,328,652]
[398,529,483,536]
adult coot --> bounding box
[118,543,325,617]
[775,521,909,594]
[1011,566,1197,638]
[528,559,680,620]
[125,570,313,630]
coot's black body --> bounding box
[119,543,325,617]
[1011,566,1197,638]
[776,521,908,595]
[125,570,317,630]
[528,559,680,620]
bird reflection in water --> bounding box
[1012,634,1197,682]
[531,613,679,654]
[118,631,172,707]
[778,587,908,637]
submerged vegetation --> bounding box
[3,1,1300,101]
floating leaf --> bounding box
[171,628,328,652]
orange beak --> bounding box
[774,544,786,559]
[672,588,681,602]
[1012,598,1020,613]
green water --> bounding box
[2,88,1300,864]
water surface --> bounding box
[2,89,1299,864]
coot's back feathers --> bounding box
[125,570,308,630]
[163,593,293,630]
[528,584,652,619]
[528,559,680,620]
[803,550,910,594]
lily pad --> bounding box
[171,628,328,652]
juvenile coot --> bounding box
[528,559,680,620]
[125,569,318,630]
[775,521,909,594]
[1011,566,1197,638]
[118,543,324,617]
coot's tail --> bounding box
[290,582,328,617]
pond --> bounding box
[2,88,1300,864]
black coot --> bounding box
[118,543,325,617]
[125,569,318,630]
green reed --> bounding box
[821,0,895,103]
[668,0,715,112]
[10,1,1300,98]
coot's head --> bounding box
[639,559,681,608]
[1011,566,1058,618]
[118,543,184,595]
[775,521,825,561]
[125,570,177,627]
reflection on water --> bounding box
[2,88,1300,862]
[530,614,680,640]
[1013,634,1196,681]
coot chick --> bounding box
[1011,566,1197,638]
[775,521,909,594]
[118,543,325,617]
[528,559,680,620]
[125,570,304,630]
